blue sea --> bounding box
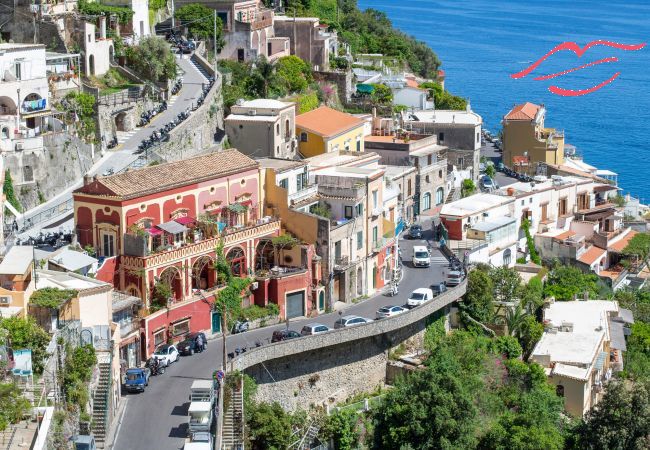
[358,0,650,202]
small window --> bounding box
[344,205,353,219]
[300,132,308,142]
[427,155,432,165]
[357,231,363,250]
[1,127,8,139]
[556,385,565,397]
[276,123,280,135]
[425,175,430,183]
[477,132,480,143]
[173,319,190,336]
[439,170,443,178]
[356,140,361,152]
[438,132,444,142]
[278,178,288,189]
[153,329,165,347]
[88,34,92,43]
[355,203,363,216]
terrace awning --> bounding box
[156,221,188,235]
[174,216,196,226]
[147,228,163,236]
[356,83,374,94]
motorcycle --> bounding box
[232,320,250,334]
[146,357,165,376]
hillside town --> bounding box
[0,0,648,449]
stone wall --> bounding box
[7,133,98,210]
[314,70,353,102]
[232,281,467,411]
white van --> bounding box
[447,270,463,286]
[412,246,430,268]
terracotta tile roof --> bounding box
[405,78,419,88]
[553,230,576,241]
[504,102,540,120]
[578,246,607,265]
[438,70,445,79]
[295,106,365,138]
[609,230,638,253]
[74,150,258,200]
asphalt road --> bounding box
[17,55,211,239]
[114,219,452,450]
[480,141,519,190]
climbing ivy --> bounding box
[30,288,78,309]
[521,218,541,264]
[3,169,21,213]
[78,0,134,25]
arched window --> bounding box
[503,248,512,266]
[435,187,444,205]
[422,192,431,211]
[556,385,565,397]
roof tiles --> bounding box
[504,102,540,120]
[295,106,364,138]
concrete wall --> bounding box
[231,281,467,410]
[313,70,353,103]
[406,122,480,151]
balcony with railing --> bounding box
[318,184,365,201]
[288,184,318,206]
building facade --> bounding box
[273,16,337,70]
[502,102,565,171]
[296,106,365,158]
[225,99,297,159]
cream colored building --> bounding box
[502,102,565,171]
[531,300,632,417]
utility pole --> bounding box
[221,304,227,372]
[213,9,218,72]
[171,0,175,31]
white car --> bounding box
[412,246,430,268]
[376,305,407,319]
[300,323,331,336]
[407,288,434,307]
[154,344,179,367]
[334,315,373,329]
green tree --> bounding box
[321,409,361,450]
[485,164,496,178]
[0,383,30,431]
[423,316,447,353]
[0,317,50,374]
[275,55,312,93]
[3,169,21,213]
[519,277,544,313]
[544,266,599,301]
[29,287,77,309]
[492,335,522,359]
[622,233,650,267]
[247,401,293,450]
[129,36,177,82]
[150,281,172,311]
[518,315,544,358]
[248,56,276,98]
[521,218,541,264]
[568,380,650,450]
[490,266,522,303]
[461,178,476,197]
[63,91,96,142]
[463,269,495,324]
[501,304,528,337]
[270,234,299,267]
[370,83,393,105]
[175,3,224,47]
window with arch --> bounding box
[285,119,291,139]
[436,187,444,205]
[422,192,432,211]
[503,248,512,266]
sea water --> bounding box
[358,0,650,201]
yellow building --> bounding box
[502,102,564,171]
[295,106,366,157]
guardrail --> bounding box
[17,198,74,233]
[230,280,467,372]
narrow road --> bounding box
[115,220,454,450]
[17,55,211,238]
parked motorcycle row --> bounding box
[166,31,196,54]
[135,107,188,154]
[138,101,167,127]
[226,339,262,362]
[16,230,73,249]
[194,76,215,110]
[500,165,534,182]
[171,77,183,96]
[106,136,118,149]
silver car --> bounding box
[300,323,331,336]
[334,315,373,329]
[376,305,407,319]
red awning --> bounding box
[174,216,196,226]
[147,228,162,236]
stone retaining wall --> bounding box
[232,281,467,410]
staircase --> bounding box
[189,54,213,82]
[91,362,112,448]
[446,186,459,203]
[222,384,244,450]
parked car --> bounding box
[334,315,373,329]
[407,224,422,239]
[300,323,331,336]
[125,367,150,393]
[447,270,464,286]
[73,435,97,450]
[184,431,212,450]
[376,305,407,319]
[412,245,431,268]
[271,329,301,342]
[479,162,486,173]
[154,344,179,366]
[481,176,495,190]
[407,288,434,307]
[431,282,448,296]
[178,332,208,356]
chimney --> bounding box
[83,175,92,186]
[93,175,98,182]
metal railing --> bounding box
[16,197,74,233]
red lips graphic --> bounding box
[511,40,646,96]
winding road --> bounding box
[114,219,453,450]
[16,55,212,239]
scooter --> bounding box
[232,320,250,334]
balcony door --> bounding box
[102,233,115,257]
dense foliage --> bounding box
[0,316,51,374]
[521,218,542,264]
[29,287,77,309]
[622,232,650,266]
[78,0,133,24]
[63,344,97,412]
[0,383,30,431]
[419,81,467,110]
[3,169,20,213]
[543,265,600,301]
[461,178,476,197]
[126,36,177,82]
[175,3,225,47]
[62,92,96,142]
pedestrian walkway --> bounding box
[430,256,448,265]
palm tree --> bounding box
[500,304,528,337]
[251,56,275,98]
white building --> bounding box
[392,86,434,111]
[531,300,632,417]
[257,158,317,213]
[83,18,113,76]
[0,43,50,155]
[104,0,150,40]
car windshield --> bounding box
[415,251,429,258]
[411,225,421,231]
[154,346,169,355]
[126,373,140,381]
[379,307,390,313]
[410,293,425,300]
